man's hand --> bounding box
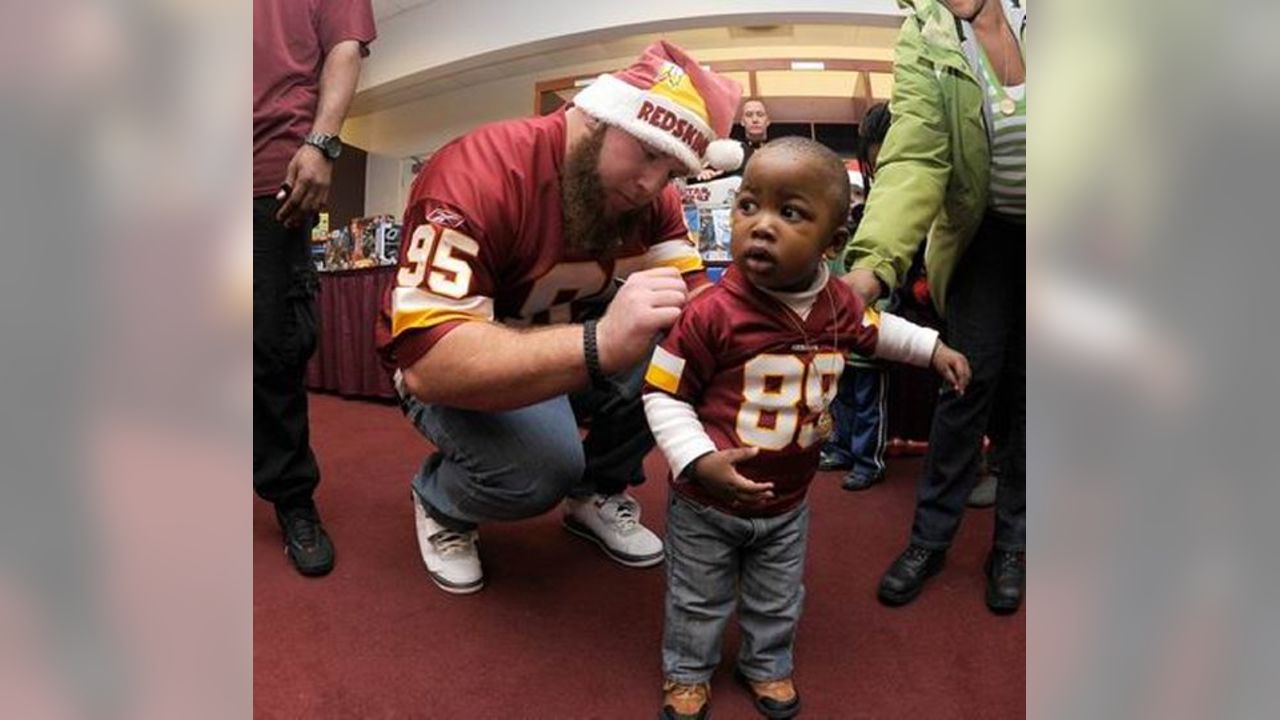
[689,446,773,507]
[694,167,722,182]
[930,341,972,395]
[596,267,688,373]
[843,267,886,305]
[275,145,332,228]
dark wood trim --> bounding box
[535,77,576,95]
[327,143,367,230]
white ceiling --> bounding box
[372,0,441,22]
[351,22,899,117]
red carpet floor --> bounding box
[254,393,1025,719]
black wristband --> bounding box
[583,319,610,389]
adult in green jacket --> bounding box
[843,0,1026,614]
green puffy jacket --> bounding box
[846,0,1026,317]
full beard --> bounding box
[562,124,644,258]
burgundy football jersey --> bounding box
[644,264,881,516]
[377,109,707,371]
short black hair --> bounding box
[752,136,851,231]
[858,102,891,173]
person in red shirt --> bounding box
[253,0,375,577]
[643,138,969,719]
[377,42,743,594]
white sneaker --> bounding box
[563,492,664,568]
[413,492,483,594]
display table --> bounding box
[306,265,398,400]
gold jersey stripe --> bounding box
[863,306,881,328]
[646,345,686,394]
[645,364,681,395]
[392,307,486,337]
[654,254,704,274]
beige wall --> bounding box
[351,19,901,216]
[363,151,404,218]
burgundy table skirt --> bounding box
[887,363,940,444]
[306,265,397,400]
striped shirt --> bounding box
[976,46,1026,221]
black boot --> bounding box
[275,502,335,577]
[985,549,1024,614]
[877,544,945,606]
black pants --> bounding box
[911,213,1025,552]
[253,196,320,510]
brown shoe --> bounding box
[660,680,710,720]
[734,669,801,718]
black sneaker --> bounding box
[841,471,885,492]
[877,544,945,606]
[275,503,335,577]
[985,549,1025,614]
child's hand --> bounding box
[689,446,774,507]
[931,341,971,395]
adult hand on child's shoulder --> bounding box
[930,341,971,395]
[843,268,885,305]
[689,447,773,508]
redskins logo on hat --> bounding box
[573,41,744,174]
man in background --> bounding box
[693,97,770,182]
[253,0,376,577]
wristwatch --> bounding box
[303,132,343,160]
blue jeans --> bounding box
[823,365,888,480]
[397,358,654,532]
[662,493,810,683]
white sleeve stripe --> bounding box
[392,287,495,319]
[644,238,700,263]
[873,312,939,367]
[650,345,686,378]
[643,392,717,479]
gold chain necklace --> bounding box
[774,280,841,441]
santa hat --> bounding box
[844,159,867,189]
[573,41,744,175]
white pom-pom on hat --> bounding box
[704,139,744,172]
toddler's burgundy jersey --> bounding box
[377,109,706,371]
[645,264,881,516]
